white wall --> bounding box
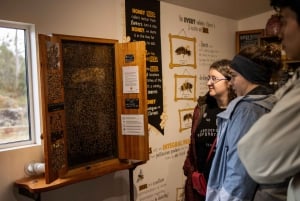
[131,5,274,200]
[0,0,124,39]
[0,0,272,201]
[237,10,275,31]
[131,3,237,200]
[0,1,131,201]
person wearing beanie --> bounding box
[205,44,286,201]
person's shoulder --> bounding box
[226,97,258,116]
[217,97,242,119]
[243,94,276,111]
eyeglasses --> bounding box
[207,75,229,84]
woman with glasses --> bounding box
[183,59,236,201]
[206,44,285,201]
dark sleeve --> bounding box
[183,104,205,176]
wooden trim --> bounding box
[236,29,264,53]
[115,41,149,161]
[169,34,197,68]
[15,159,137,193]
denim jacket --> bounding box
[206,91,277,201]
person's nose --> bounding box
[207,78,213,86]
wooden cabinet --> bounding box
[15,34,149,197]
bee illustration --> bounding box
[175,46,191,57]
[183,113,193,122]
[136,169,144,182]
[180,81,193,93]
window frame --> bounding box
[0,20,41,150]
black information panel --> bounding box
[125,0,164,134]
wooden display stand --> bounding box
[15,34,149,200]
[15,160,141,201]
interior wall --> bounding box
[0,1,131,201]
[0,0,124,39]
[237,10,274,31]
[0,0,271,201]
[131,4,273,200]
[131,3,237,200]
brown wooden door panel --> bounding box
[115,41,149,161]
[38,34,68,183]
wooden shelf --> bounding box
[260,36,281,43]
[15,159,143,200]
[285,60,300,65]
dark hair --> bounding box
[209,59,236,102]
[270,0,300,24]
[237,44,282,82]
[210,59,232,80]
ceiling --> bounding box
[159,0,273,20]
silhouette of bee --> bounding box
[180,81,193,93]
[175,46,191,57]
[183,113,193,122]
[137,169,144,182]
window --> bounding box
[0,20,40,150]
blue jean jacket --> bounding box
[206,94,277,201]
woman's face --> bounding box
[230,68,252,96]
[207,69,230,98]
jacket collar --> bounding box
[217,94,277,120]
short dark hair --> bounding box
[210,59,232,80]
[270,0,300,24]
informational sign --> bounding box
[122,66,140,93]
[236,29,264,53]
[121,114,145,136]
[125,0,164,134]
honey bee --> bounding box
[183,113,193,122]
[180,81,193,93]
[175,46,191,57]
[137,169,144,182]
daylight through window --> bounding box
[0,20,40,149]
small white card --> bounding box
[121,114,144,136]
[122,66,139,93]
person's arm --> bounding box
[183,105,202,176]
[183,137,196,176]
[222,103,262,200]
[238,86,300,184]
